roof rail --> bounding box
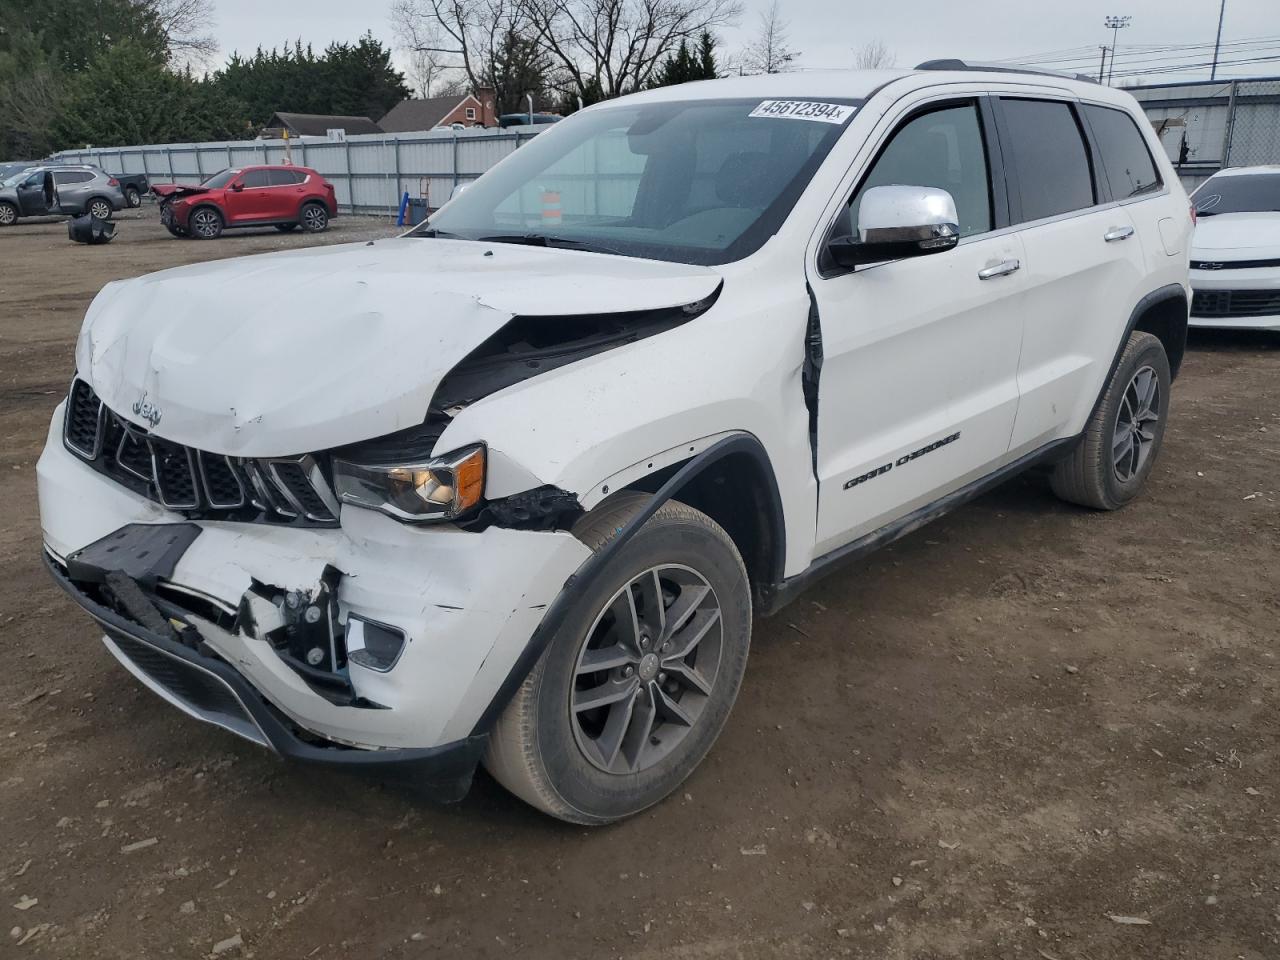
[915,59,1099,85]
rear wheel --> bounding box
[124,185,141,208]
[87,197,113,220]
[188,206,223,240]
[484,493,752,824]
[0,201,16,226]
[1050,331,1171,510]
[299,202,328,233]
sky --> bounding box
[205,0,1275,89]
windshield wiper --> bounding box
[409,227,467,239]
[476,233,626,256]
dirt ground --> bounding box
[0,208,1277,960]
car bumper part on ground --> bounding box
[36,403,593,796]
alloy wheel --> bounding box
[302,205,327,230]
[570,564,723,775]
[0,204,15,225]
[191,209,220,238]
[89,200,111,219]
[1113,364,1161,483]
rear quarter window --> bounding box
[1000,98,1096,223]
[1083,104,1162,199]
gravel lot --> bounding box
[1,208,1277,959]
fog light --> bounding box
[346,616,407,672]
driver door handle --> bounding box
[978,258,1021,280]
[1104,225,1135,242]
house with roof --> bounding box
[378,88,498,132]
[260,112,383,139]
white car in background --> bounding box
[1189,166,1280,331]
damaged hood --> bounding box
[76,238,721,456]
[151,183,211,200]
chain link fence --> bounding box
[1135,77,1280,190]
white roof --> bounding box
[603,67,1120,109]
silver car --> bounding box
[0,165,126,225]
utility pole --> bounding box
[1097,45,1109,83]
[1211,0,1227,80]
[1103,15,1131,85]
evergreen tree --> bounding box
[650,32,719,88]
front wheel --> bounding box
[1050,330,1171,510]
[485,493,752,824]
[188,206,223,239]
[0,201,16,226]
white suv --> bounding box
[38,63,1192,823]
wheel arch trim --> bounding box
[469,432,785,736]
[1091,283,1187,423]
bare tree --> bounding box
[390,0,451,95]
[142,0,219,66]
[852,38,893,70]
[740,0,797,75]
[0,64,63,157]
[390,0,522,97]
[519,0,742,100]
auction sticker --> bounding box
[749,100,855,124]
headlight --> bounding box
[332,444,485,522]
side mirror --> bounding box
[230,181,244,192]
[827,185,960,269]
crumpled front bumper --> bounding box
[37,403,592,792]
[44,553,486,800]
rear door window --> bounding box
[1083,104,1161,199]
[54,171,93,185]
[268,169,305,186]
[1000,98,1096,223]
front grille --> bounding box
[1191,289,1280,318]
[1191,258,1280,271]
[64,379,338,525]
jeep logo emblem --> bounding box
[132,392,162,429]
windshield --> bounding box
[1,169,34,188]
[1192,173,1280,216]
[419,97,860,265]
[202,168,241,189]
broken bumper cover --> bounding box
[45,552,485,800]
[37,403,593,792]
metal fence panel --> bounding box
[51,126,543,215]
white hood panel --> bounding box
[76,238,719,457]
[1191,212,1280,260]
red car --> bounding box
[154,165,338,240]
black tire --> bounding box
[1050,331,1171,510]
[299,201,328,233]
[484,493,752,824]
[188,206,223,240]
[0,201,16,226]
[275,223,299,232]
[87,197,113,220]
[124,186,141,208]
